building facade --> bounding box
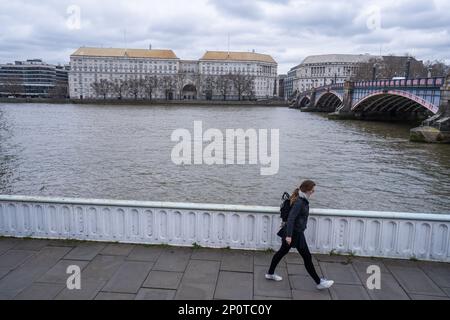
[0,59,69,98]
[69,47,278,100]
[285,54,376,99]
[277,74,286,99]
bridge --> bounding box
[290,76,450,143]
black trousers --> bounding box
[268,231,321,285]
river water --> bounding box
[0,103,449,214]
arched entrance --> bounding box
[182,84,197,100]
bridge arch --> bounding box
[352,90,439,122]
[315,92,343,112]
[298,96,311,109]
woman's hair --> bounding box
[290,188,300,206]
[300,180,316,193]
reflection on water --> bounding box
[0,103,449,214]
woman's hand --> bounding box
[286,237,292,245]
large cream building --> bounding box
[69,47,277,100]
[285,54,375,99]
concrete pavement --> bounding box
[0,237,449,300]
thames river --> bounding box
[0,103,449,214]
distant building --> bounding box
[0,59,69,98]
[284,67,298,100]
[287,54,426,97]
[69,47,278,100]
[277,74,286,99]
[286,54,375,96]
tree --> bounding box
[127,79,144,100]
[2,76,24,97]
[201,75,215,100]
[142,75,158,100]
[353,55,427,81]
[175,73,186,100]
[48,80,68,99]
[424,60,449,77]
[160,75,176,100]
[214,74,233,101]
[91,79,111,100]
[230,73,255,101]
[111,79,128,100]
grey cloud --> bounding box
[0,0,449,74]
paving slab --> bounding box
[351,258,391,274]
[315,254,351,263]
[102,261,153,294]
[254,265,291,299]
[153,248,192,272]
[100,244,135,256]
[95,292,136,300]
[289,275,321,291]
[37,260,89,284]
[329,284,371,300]
[292,289,331,300]
[55,280,107,300]
[135,288,176,300]
[64,243,106,261]
[82,255,125,281]
[320,262,362,285]
[0,238,20,255]
[143,271,183,290]
[175,260,220,300]
[254,296,291,300]
[12,239,50,251]
[191,249,223,261]
[419,264,450,288]
[358,272,409,300]
[0,250,35,270]
[221,251,253,273]
[410,294,450,300]
[388,266,447,297]
[0,246,71,300]
[0,268,10,280]
[127,246,163,262]
[215,271,253,300]
[442,287,450,298]
[286,263,323,277]
[13,283,65,300]
[285,253,319,266]
[254,252,274,266]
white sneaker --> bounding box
[317,278,334,290]
[265,274,283,281]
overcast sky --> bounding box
[0,0,449,73]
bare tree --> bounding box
[111,79,128,100]
[2,76,24,97]
[201,75,215,100]
[353,55,427,81]
[91,79,112,100]
[160,75,176,100]
[175,73,186,100]
[48,80,68,99]
[127,79,144,100]
[230,73,255,101]
[214,74,233,101]
[424,60,449,77]
[142,75,158,100]
[243,75,256,100]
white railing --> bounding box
[0,195,449,262]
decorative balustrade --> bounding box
[0,195,449,262]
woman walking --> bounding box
[266,180,334,290]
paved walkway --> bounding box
[0,237,449,300]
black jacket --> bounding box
[286,196,310,237]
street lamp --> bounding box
[372,64,377,81]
